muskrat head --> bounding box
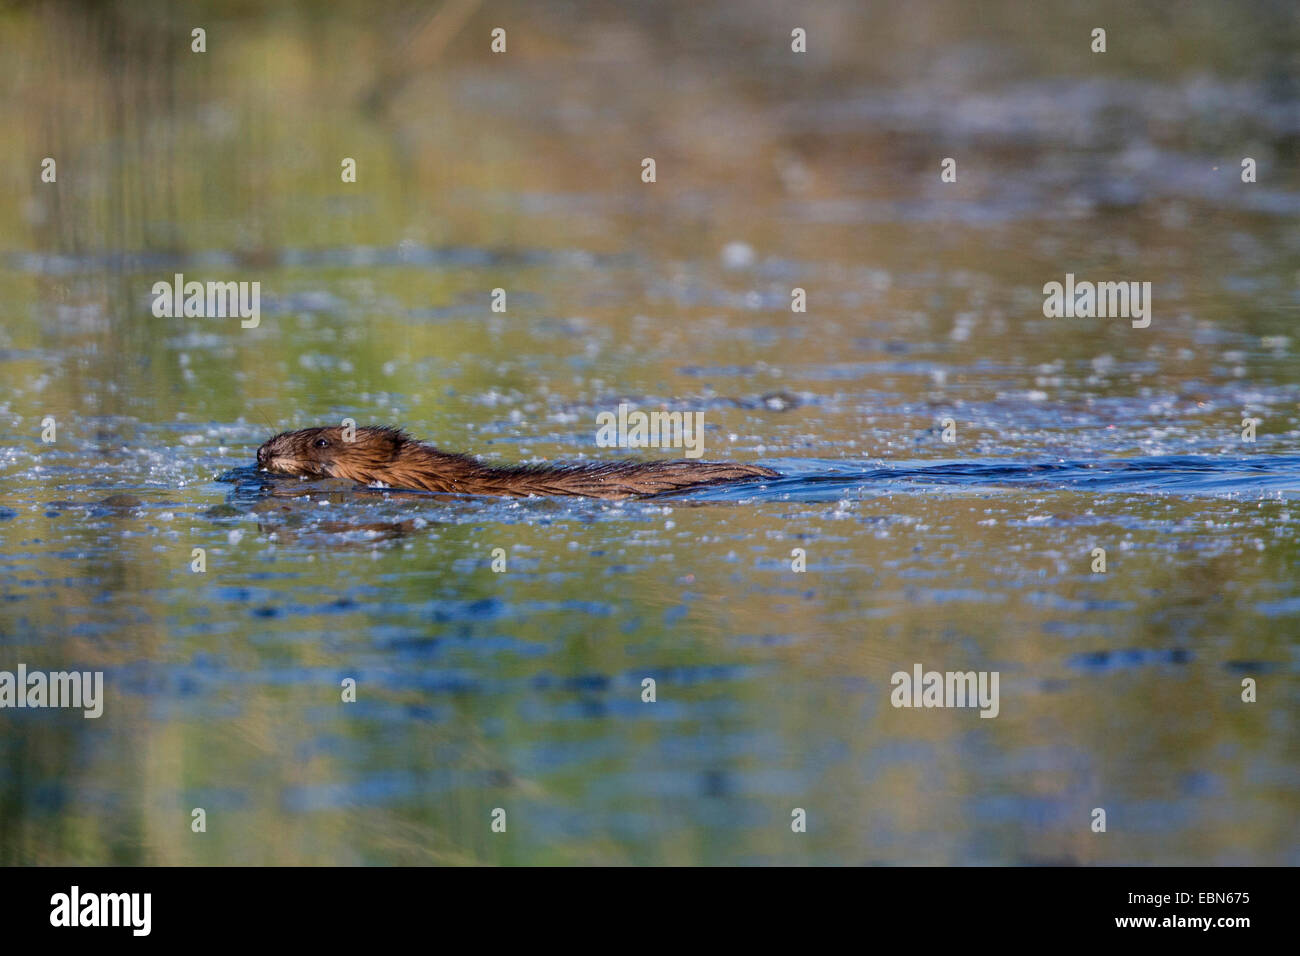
[256,426,407,482]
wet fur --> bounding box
[257,426,780,499]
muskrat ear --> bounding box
[362,425,410,458]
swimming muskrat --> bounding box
[256,426,780,499]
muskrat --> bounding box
[256,426,780,499]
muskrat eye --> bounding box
[313,438,330,449]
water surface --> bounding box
[1,0,1298,865]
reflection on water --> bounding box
[0,1,1298,864]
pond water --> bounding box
[0,1,1297,864]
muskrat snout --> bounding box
[257,430,320,477]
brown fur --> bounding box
[256,426,780,499]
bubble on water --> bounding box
[721,241,755,270]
